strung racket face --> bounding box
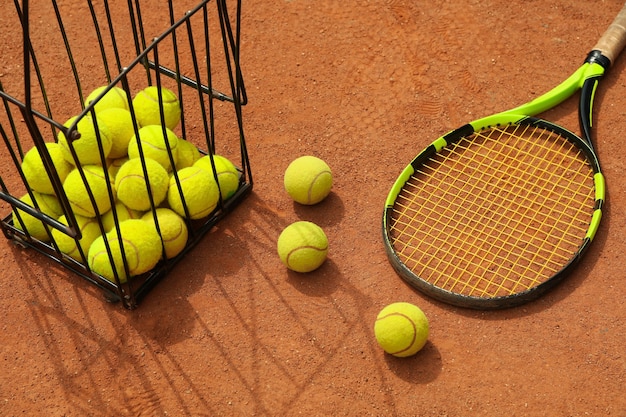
[383,118,604,309]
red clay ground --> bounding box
[1,0,626,416]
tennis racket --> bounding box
[383,4,626,309]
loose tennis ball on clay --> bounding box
[63,165,114,217]
[132,86,181,130]
[374,302,430,358]
[51,214,102,261]
[57,115,113,166]
[101,201,144,233]
[277,221,328,273]
[175,138,201,169]
[97,108,136,159]
[12,191,63,242]
[142,208,189,259]
[88,219,162,283]
[127,125,179,172]
[193,154,240,200]
[115,157,169,211]
[21,142,73,195]
[168,166,219,220]
[284,155,333,205]
[85,85,130,112]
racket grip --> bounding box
[593,3,626,64]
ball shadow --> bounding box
[382,341,443,384]
[292,192,345,227]
[285,258,341,297]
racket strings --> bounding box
[389,124,596,298]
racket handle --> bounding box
[593,3,626,64]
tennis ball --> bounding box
[63,165,114,217]
[51,214,102,261]
[142,208,188,259]
[374,302,430,358]
[85,85,130,112]
[127,125,179,172]
[107,157,129,181]
[101,201,144,232]
[115,157,169,211]
[175,138,201,169]
[12,191,63,242]
[284,155,333,205]
[132,86,181,130]
[168,166,220,220]
[21,142,74,195]
[97,107,135,159]
[193,154,240,200]
[88,219,162,283]
[277,221,328,273]
[57,115,113,166]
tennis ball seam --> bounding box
[138,140,172,152]
[150,218,184,244]
[375,312,418,356]
[90,237,140,274]
[116,172,149,192]
[286,244,328,269]
[142,92,177,104]
[177,170,213,217]
[161,222,184,244]
[308,170,332,203]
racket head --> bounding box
[383,117,604,309]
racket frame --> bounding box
[383,61,608,309]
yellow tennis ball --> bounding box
[142,208,189,259]
[51,214,102,261]
[63,165,114,217]
[132,86,181,130]
[85,85,130,112]
[57,115,113,165]
[374,302,430,358]
[88,219,162,283]
[168,166,219,220]
[107,156,129,181]
[115,157,169,211]
[277,221,328,273]
[127,125,179,172]
[21,142,73,195]
[193,154,240,200]
[101,201,145,233]
[284,155,333,205]
[175,138,201,169]
[12,191,63,242]
[97,108,135,159]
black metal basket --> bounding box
[0,0,252,309]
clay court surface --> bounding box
[1,0,626,415]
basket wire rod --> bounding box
[203,5,217,154]
[12,1,54,138]
[185,6,215,155]
[217,0,247,105]
[101,0,125,78]
[86,0,113,95]
[217,0,251,184]
[49,0,85,110]
[0,82,27,168]
[16,0,78,238]
[167,0,188,144]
